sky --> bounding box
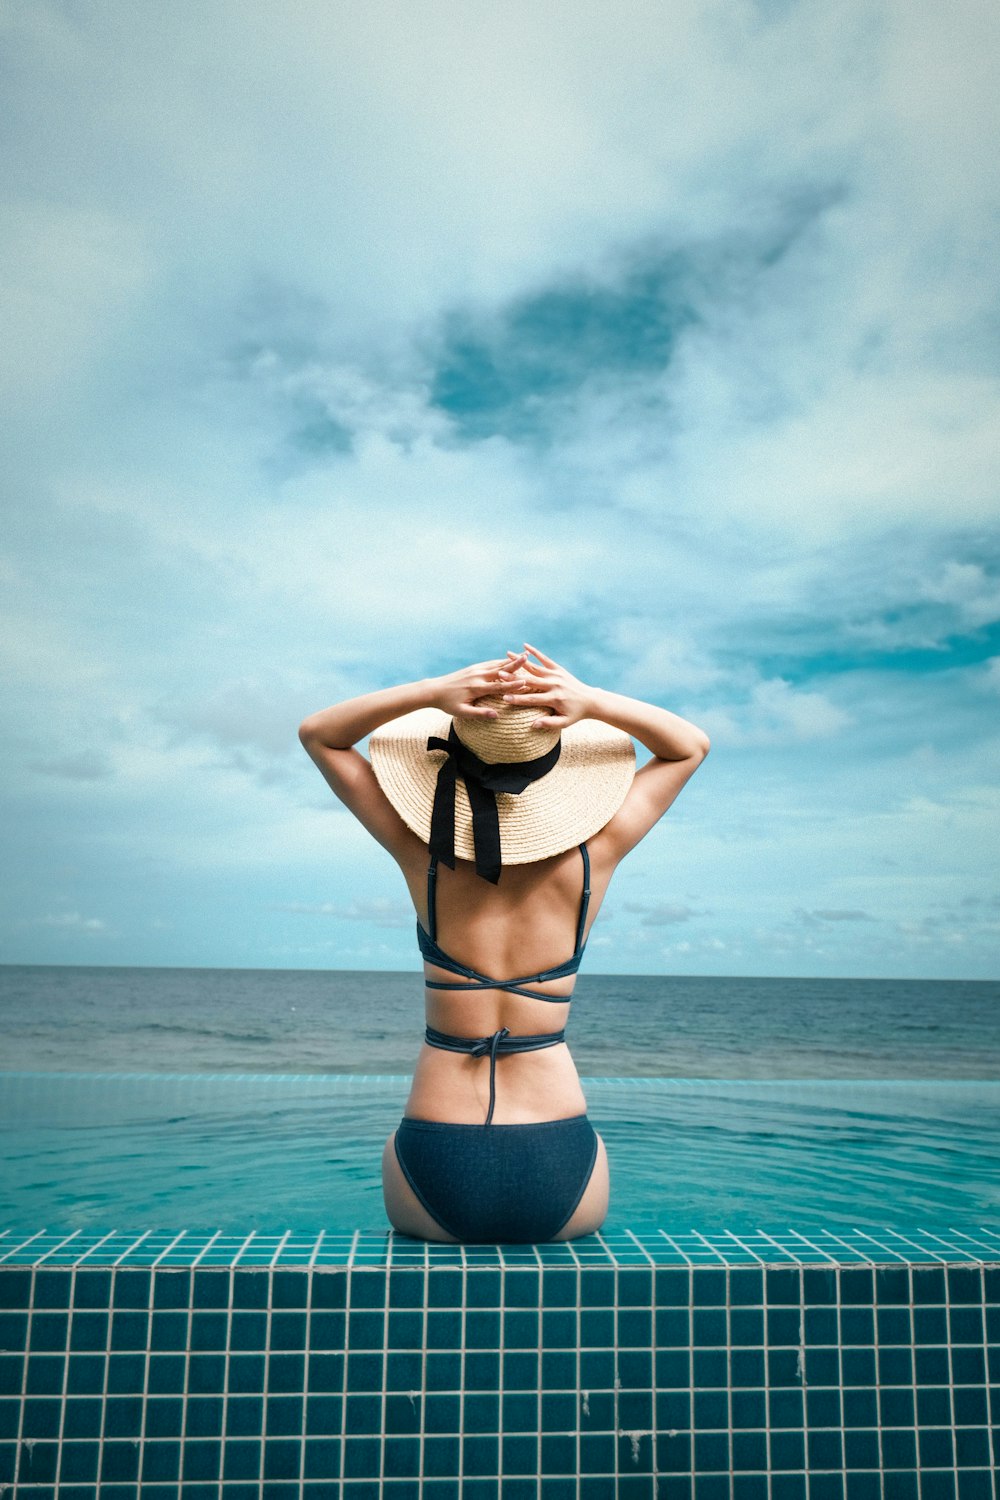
[2,0,998,979]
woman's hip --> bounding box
[388,1113,603,1243]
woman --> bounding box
[298,644,709,1242]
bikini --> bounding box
[393,844,599,1243]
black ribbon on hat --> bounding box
[426,723,562,884]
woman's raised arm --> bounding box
[501,644,710,862]
[298,656,527,856]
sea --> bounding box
[1,965,998,1078]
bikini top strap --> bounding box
[574,842,591,954]
[426,856,439,942]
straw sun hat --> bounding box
[369,697,635,883]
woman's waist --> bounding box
[406,1042,586,1125]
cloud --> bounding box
[275,898,412,930]
[28,912,108,933]
[707,677,852,747]
[797,908,877,924]
[623,901,704,926]
[921,562,1000,630]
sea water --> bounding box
[2,966,997,1077]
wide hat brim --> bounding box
[369,707,635,866]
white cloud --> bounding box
[922,562,1000,630]
[707,677,852,746]
[275,898,412,929]
[29,912,108,933]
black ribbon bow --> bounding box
[426,723,561,884]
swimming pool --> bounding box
[2,1073,998,1236]
[4,1072,999,1497]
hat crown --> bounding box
[453,697,559,765]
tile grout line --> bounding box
[981,1263,999,1500]
[498,1248,508,1497]
[610,1239,621,1493]
[943,1261,959,1496]
[195,1229,223,1269]
[11,1263,36,1493]
[773,1266,779,1500]
[133,1259,157,1493]
[81,1229,129,1269]
[337,1230,358,1493]
[298,1228,324,1500]
[150,1228,187,1270]
[32,1228,81,1269]
[50,1261,76,1496]
[113,1229,151,1267]
[417,1238,428,1495]
[377,1232,392,1492]
[908,1261,923,1500]
[229,1229,257,1269]
[216,1262,237,1500]
[835,1263,847,1500]
[0,1229,45,1266]
[458,1242,466,1495]
[255,1251,277,1493]
[534,1244,543,1500]
[94,1262,118,1493]
[172,1257,196,1493]
[799,1262,810,1500]
[725,1261,735,1492]
[569,1237,582,1500]
[868,1260,886,1500]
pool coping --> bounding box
[2,1228,999,1270]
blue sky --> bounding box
[2,0,998,978]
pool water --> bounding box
[2,1072,998,1235]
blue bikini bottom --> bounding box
[393,1114,599,1243]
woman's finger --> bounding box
[524,643,558,669]
[505,689,555,706]
[455,702,499,719]
[533,714,568,729]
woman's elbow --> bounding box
[298,716,321,749]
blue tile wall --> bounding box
[0,1229,998,1495]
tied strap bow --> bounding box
[424,1024,568,1125]
[472,1026,510,1127]
[426,723,561,884]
